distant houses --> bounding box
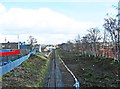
[40,45,56,52]
[0,42,56,53]
[0,42,18,49]
[58,42,118,59]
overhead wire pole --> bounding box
[111,1,120,87]
[117,0,120,87]
[5,37,6,43]
[118,0,120,62]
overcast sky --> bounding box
[0,0,118,45]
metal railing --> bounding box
[0,50,36,76]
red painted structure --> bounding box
[98,48,116,58]
[0,50,20,56]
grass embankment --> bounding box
[2,53,50,88]
[57,49,120,88]
[0,76,2,87]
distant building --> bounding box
[39,45,41,52]
[19,42,31,51]
[33,44,40,52]
[46,45,56,51]
[39,45,56,52]
[0,42,31,50]
[0,42,18,49]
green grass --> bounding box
[57,49,118,87]
[2,53,50,88]
[36,53,48,58]
[35,59,50,87]
[0,76,2,83]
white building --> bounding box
[46,45,56,51]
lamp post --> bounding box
[117,0,120,63]
[117,20,120,88]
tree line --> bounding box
[59,13,120,62]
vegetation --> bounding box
[2,53,50,88]
[58,9,120,87]
[57,49,119,88]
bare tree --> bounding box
[102,29,111,57]
[66,40,73,52]
[27,36,37,51]
[86,28,101,56]
[74,34,81,54]
[103,17,117,44]
[81,36,91,54]
[103,15,120,62]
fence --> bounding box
[0,50,20,63]
[0,50,36,76]
[0,49,11,52]
[0,50,20,56]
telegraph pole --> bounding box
[5,37,6,43]
[118,0,120,61]
[117,0,120,87]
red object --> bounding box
[98,48,116,58]
[0,50,20,56]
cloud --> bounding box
[0,3,96,44]
[0,6,94,35]
[0,3,6,14]
[0,34,18,43]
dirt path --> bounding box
[43,50,75,88]
[43,50,63,88]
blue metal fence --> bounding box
[0,49,11,52]
[0,51,36,76]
